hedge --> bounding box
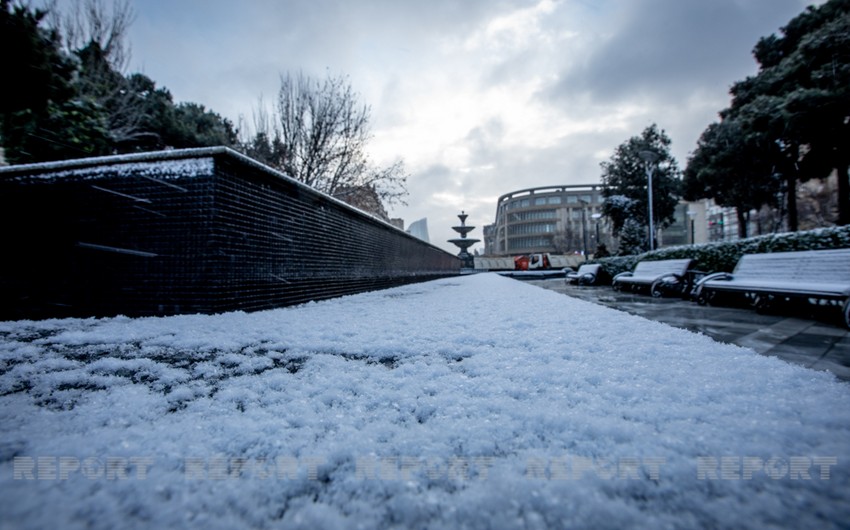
[592,225,850,281]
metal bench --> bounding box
[694,248,850,328]
[566,264,601,285]
[612,258,692,297]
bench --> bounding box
[694,248,850,328]
[612,258,692,297]
[566,264,601,285]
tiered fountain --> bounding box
[447,211,480,270]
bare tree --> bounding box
[47,0,134,72]
[45,0,151,147]
[238,94,285,168]
[273,72,408,208]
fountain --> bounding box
[447,211,480,270]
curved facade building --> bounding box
[484,184,612,256]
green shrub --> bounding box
[592,225,850,281]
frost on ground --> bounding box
[1,273,848,529]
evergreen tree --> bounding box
[684,113,782,238]
[0,0,111,163]
[167,103,238,149]
[618,218,649,256]
[1,0,238,163]
[0,0,70,117]
[687,0,850,228]
[600,124,682,250]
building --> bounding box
[484,185,613,256]
[333,184,390,221]
[485,179,841,256]
[484,183,840,256]
[406,218,430,243]
[482,186,719,257]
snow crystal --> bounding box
[6,157,215,182]
[1,273,848,529]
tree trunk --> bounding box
[786,174,798,232]
[838,161,850,226]
[737,208,748,239]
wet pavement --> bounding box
[526,278,850,382]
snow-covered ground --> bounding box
[1,273,848,529]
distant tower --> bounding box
[448,211,480,269]
[406,218,430,243]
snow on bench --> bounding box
[566,263,601,285]
[612,258,692,297]
[695,248,850,328]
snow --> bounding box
[0,147,228,177]
[1,156,215,182]
[702,278,850,296]
[0,146,441,252]
[1,273,848,529]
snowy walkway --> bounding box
[1,273,849,529]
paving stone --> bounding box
[527,278,850,382]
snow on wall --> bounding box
[2,157,215,182]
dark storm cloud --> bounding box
[544,0,811,103]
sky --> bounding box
[72,0,820,253]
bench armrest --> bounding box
[695,272,732,286]
[579,272,597,285]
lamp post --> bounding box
[687,210,696,245]
[580,200,589,260]
[639,150,660,251]
[591,212,602,252]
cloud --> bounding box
[544,0,813,104]
[100,0,825,253]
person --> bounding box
[594,243,610,258]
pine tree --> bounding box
[600,124,682,249]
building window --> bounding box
[547,196,562,205]
[508,210,557,222]
[508,236,552,251]
[508,222,556,235]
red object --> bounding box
[514,255,530,270]
[514,253,552,270]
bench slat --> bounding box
[732,249,850,283]
[703,249,850,298]
[616,259,691,286]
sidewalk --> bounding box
[528,278,850,382]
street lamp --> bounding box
[639,150,660,251]
[687,210,696,245]
[591,212,602,252]
[579,200,589,260]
